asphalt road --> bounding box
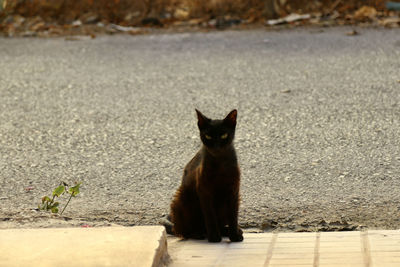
[1,27,400,231]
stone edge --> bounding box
[152,227,170,267]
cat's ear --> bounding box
[224,109,237,128]
[196,109,210,129]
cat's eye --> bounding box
[221,133,228,139]
[205,134,212,140]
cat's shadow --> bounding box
[176,237,243,245]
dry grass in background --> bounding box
[0,0,392,24]
[0,0,398,36]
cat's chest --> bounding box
[201,161,239,184]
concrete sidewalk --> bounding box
[0,226,169,267]
[168,230,400,267]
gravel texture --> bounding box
[0,27,400,231]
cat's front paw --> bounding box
[229,228,243,242]
[207,233,222,243]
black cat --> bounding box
[169,109,243,242]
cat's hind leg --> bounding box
[170,191,206,239]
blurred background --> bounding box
[0,0,399,37]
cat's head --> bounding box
[195,109,237,150]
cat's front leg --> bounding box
[227,191,243,242]
[198,191,221,242]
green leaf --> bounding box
[42,196,50,203]
[53,185,65,197]
[69,182,81,197]
[51,207,59,213]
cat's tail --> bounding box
[160,214,174,235]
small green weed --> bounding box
[38,182,82,215]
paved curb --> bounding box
[0,226,168,267]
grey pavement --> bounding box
[0,27,399,230]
